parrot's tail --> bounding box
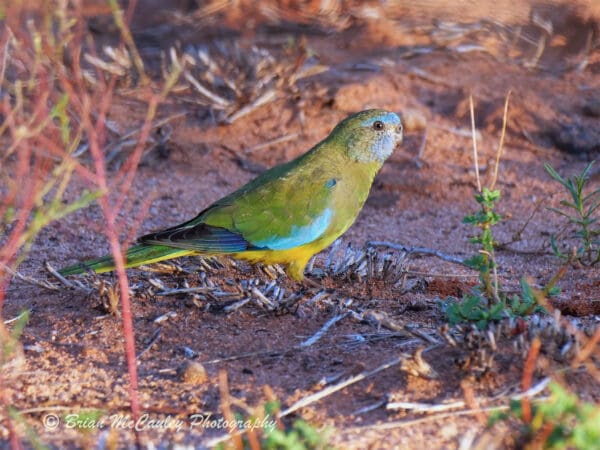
[59,244,194,276]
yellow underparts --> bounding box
[117,244,325,280]
[231,242,325,280]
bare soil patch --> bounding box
[3,1,600,448]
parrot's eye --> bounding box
[372,120,384,131]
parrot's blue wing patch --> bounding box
[139,224,261,253]
[252,208,333,250]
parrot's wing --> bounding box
[139,222,262,252]
[210,171,337,251]
[140,163,337,253]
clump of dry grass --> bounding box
[0,1,184,446]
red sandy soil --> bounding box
[2,1,600,448]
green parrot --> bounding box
[60,109,403,280]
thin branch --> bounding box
[300,313,348,348]
[245,132,299,154]
[137,328,161,360]
[387,399,466,412]
[279,352,414,417]
[469,94,482,192]
[351,405,508,432]
[490,91,511,190]
[349,377,551,432]
[0,263,59,291]
[3,310,29,325]
[368,241,466,266]
[44,261,93,293]
[225,89,277,124]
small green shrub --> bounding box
[443,187,551,329]
[545,161,600,265]
[490,382,600,450]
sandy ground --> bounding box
[2,1,600,448]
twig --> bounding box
[359,310,438,344]
[349,405,509,432]
[387,399,465,412]
[137,328,161,360]
[524,34,547,69]
[386,376,551,413]
[368,241,466,266]
[202,348,289,365]
[415,127,428,168]
[184,69,230,108]
[1,263,59,291]
[155,286,215,296]
[408,67,454,87]
[251,287,276,310]
[461,379,486,425]
[574,326,600,368]
[498,198,544,248]
[153,311,177,324]
[430,124,482,139]
[402,270,478,278]
[45,261,92,292]
[352,397,389,415]
[104,112,187,162]
[576,30,594,72]
[513,376,551,400]
[225,89,277,124]
[245,133,299,154]
[3,310,29,325]
[108,0,148,84]
[223,298,251,313]
[490,91,511,190]
[349,381,551,433]
[0,29,11,90]
[279,352,413,417]
[469,94,482,192]
[300,313,348,348]
[218,370,243,450]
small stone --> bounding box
[402,109,427,132]
[177,361,208,385]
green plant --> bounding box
[217,401,333,450]
[1,2,184,446]
[443,185,551,329]
[1,310,28,368]
[443,96,559,329]
[463,187,502,300]
[262,420,333,450]
[444,278,546,329]
[490,382,600,449]
[545,161,600,265]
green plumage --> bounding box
[59,109,404,280]
[59,244,192,275]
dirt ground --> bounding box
[3,1,600,448]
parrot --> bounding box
[59,109,403,280]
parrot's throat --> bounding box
[346,132,396,164]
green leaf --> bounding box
[545,163,567,186]
[2,310,29,362]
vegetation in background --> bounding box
[545,161,600,265]
[443,187,549,329]
[0,1,183,446]
[442,96,555,329]
[490,382,600,450]
[217,401,333,450]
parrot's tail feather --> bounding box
[58,244,194,275]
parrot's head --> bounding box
[335,109,403,163]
